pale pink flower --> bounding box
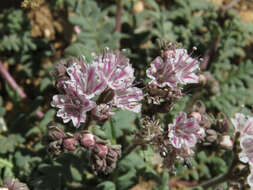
[51,82,96,128]
[52,50,143,127]
[93,49,135,90]
[113,87,143,113]
[238,135,253,165]
[146,48,199,88]
[168,112,202,149]
[66,61,106,99]
[231,113,253,136]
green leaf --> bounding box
[70,165,82,182]
[191,170,199,180]
[116,168,136,190]
[156,172,169,190]
[0,135,24,154]
[39,109,56,132]
[97,181,116,190]
[40,78,52,92]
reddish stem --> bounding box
[200,35,221,70]
[0,61,44,118]
[0,62,27,99]
[115,0,122,46]
[169,180,198,187]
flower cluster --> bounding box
[43,125,121,174]
[168,112,204,150]
[51,49,143,128]
[146,47,200,88]
[48,45,204,173]
[138,112,204,168]
[231,113,253,189]
[144,45,200,115]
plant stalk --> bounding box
[115,0,122,46]
[193,135,239,189]
[0,61,44,118]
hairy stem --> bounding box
[115,0,122,46]
[0,61,44,118]
[201,35,221,70]
[193,135,239,189]
[0,61,27,99]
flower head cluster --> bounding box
[231,113,253,164]
[51,49,143,127]
[146,48,200,88]
[144,46,200,114]
[168,112,204,151]
[231,113,253,189]
[43,125,121,173]
[138,112,204,168]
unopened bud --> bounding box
[197,127,206,139]
[63,137,78,151]
[95,144,108,158]
[80,132,96,148]
[133,1,144,13]
[48,125,65,141]
[55,61,67,77]
[90,154,107,174]
[190,112,202,122]
[107,145,121,162]
[48,141,62,156]
[73,26,81,34]
[206,129,217,143]
[199,74,207,85]
[219,135,233,150]
[221,118,229,133]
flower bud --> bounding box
[55,61,67,77]
[206,129,217,143]
[73,26,81,34]
[107,145,121,162]
[48,140,62,156]
[79,132,96,148]
[219,135,233,150]
[133,1,144,13]
[197,127,206,139]
[47,125,65,141]
[190,112,202,122]
[63,137,78,151]
[199,74,207,85]
[90,154,107,174]
[95,144,108,158]
[90,144,121,174]
[220,118,229,133]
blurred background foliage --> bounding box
[0,0,253,189]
